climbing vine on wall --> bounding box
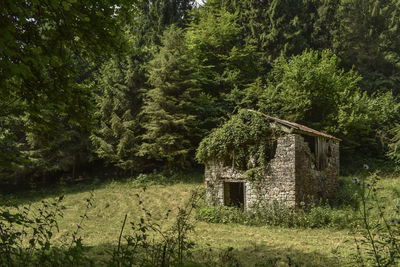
[196,109,281,174]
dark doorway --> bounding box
[224,182,244,207]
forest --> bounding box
[1,0,400,188]
[1,0,400,266]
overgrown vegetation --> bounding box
[352,172,400,266]
[195,176,360,229]
[196,109,280,172]
[2,0,400,187]
[1,171,400,266]
[2,0,400,266]
[107,188,202,266]
[0,194,94,266]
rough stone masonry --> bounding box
[204,115,340,209]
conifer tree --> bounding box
[227,0,317,66]
[139,26,201,168]
[91,1,195,173]
[185,5,259,115]
[334,0,400,94]
[91,57,144,175]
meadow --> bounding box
[2,170,400,266]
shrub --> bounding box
[195,200,358,229]
[353,172,400,266]
[108,188,203,267]
[0,193,94,266]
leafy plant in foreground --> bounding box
[0,192,94,266]
[108,187,203,267]
[353,171,400,266]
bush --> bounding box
[0,194,94,266]
[353,172,400,266]
[107,188,203,267]
[195,176,362,229]
[124,170,203,188]
[195,197,358,229]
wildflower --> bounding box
[353,177,361,185]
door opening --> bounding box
[224,182,244,207]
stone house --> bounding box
[204,113,340,209]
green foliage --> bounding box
[0,94,95,189]
[386,121,400,167]
[0,0,138,186]
[225,0,336,70]
[334,0,400,95]
[245,0,315,60]
[91,56,144,174]
[0,0,136,130]
[196,198,358,230]
[139,26,202,168]
[135,0,195,46]
[196,109,279,170]
[195,202,358,229]
[91,0,196,173]
[0,194,94,266]
[257,50,361,130]
[108,188,202,267]
[353,172,400,266]
[124,170,203,188]
[243,49,400,155]
[186,5,259,114]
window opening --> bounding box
[303,135,316,156]
[224,182,244,208]
[303,135,329,170]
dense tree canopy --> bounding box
[2,0,400,189]
[0,0,136,124]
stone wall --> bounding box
[294,135,340,206]
[204,162,245,206]
[205,132,340,209]
[247,134,297,208]
[205,134,297,209]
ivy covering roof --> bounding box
[196,109,340,168]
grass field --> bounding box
[2,171,400,266]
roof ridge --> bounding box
[246,109,341,141]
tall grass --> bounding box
[3,170,400,266]
[196,176,361,229]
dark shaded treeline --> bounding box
[1,0,400,192]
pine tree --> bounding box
[334,0,400,94]
[91,1,195,173]
[139,26,200,168]
[91,56,144,175]
[311,0,340,50]
[228,0,318,65]
[139,0,195,45]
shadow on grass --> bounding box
[84,241,346,267]
[0,169,204,206]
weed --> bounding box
[195,199,358,229]
[108,187,203,266]
[353,171,400,266]
[0,192,94,266]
